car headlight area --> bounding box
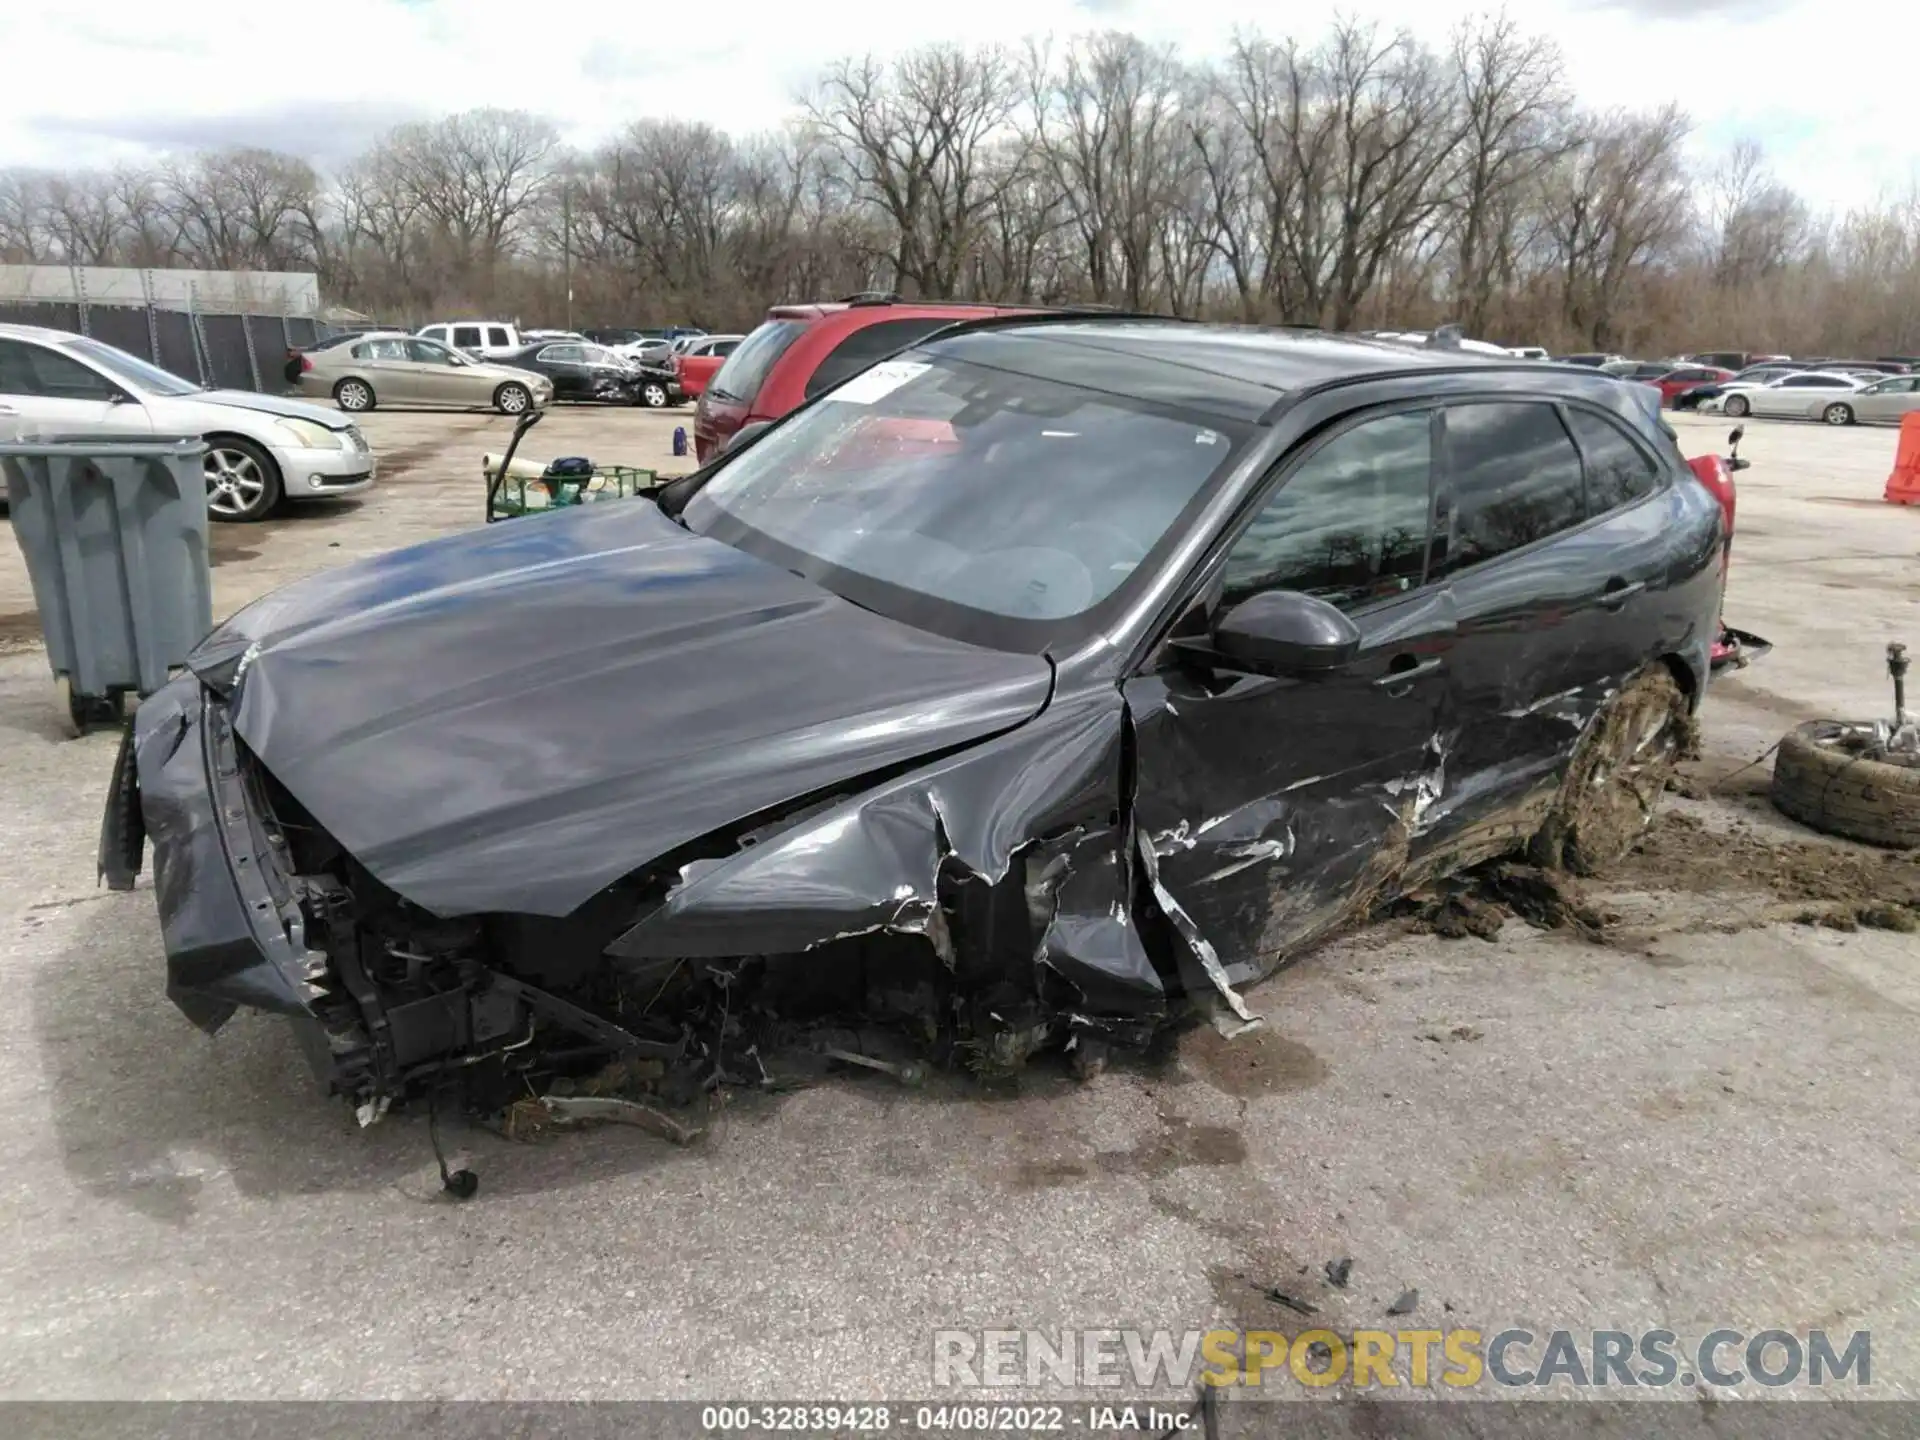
[273,417,348,450]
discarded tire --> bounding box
[1771,721,1920,849]
[1531,665,1690,875]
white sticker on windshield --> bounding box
[1195,428,1223,446]
[826,360,932,405]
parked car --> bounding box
[105,317,1739,1115]
[0,323,374,522]
[672,334,745,400]
[694,297,1039,461]
[1647,365,1734,407]
[414,321,526,360]
[1825,373,1920,425]
[293,332,553,416]
[1601,360,1672,381]
[496,341,657,405]
[1505,345,1550,361]
[1712,371,1866,422]
[1673,362,1800,412]
[610,336,677,365]
[1808,359,1907,377]
[584,328,650,348]
[1553,353,1625,368]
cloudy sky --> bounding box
[0,0,1911,213]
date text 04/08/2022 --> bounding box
[697,1402,1187,1432]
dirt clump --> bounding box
[1615,811,1920,916]
[1399,811,1920,943]
[1392,862,1609,943]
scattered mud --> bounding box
[1391,862,1609,943]
[1399,810,1920,943]
[1615,811,1920,929]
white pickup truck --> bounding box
[415,321,524,360]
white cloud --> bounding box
[0,0,1913,212]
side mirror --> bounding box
[1200,590,1361,676]
[1727,425,1745,448]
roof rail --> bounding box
[839,291,902,306]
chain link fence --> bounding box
[0,265,330,394]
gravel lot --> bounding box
[2,402,1917,1406]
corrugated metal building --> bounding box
[0,265,325,393]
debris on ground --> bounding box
[1387,1287,1419,1317]
[1325,1257,1353,1289]
[1616,812,1920,926]
[1390,863,1609,943]
[1393,809,1920,943]
[1262,1285,1318,1317]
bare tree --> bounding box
[379,110,561,290]
[810,44,1022,297]
[1028,32,1192,309]
[1443,15,1571,335]
[1540,105,1692,347]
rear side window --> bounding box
[804,318,962,399]
[1440,402,1585,573]
[1564,409,1660,514]
[487,327,512,347]
[1221,411,1434,610]
[451,326,482,349]
[708,320,805,404]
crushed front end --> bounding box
[100,675,699,1116]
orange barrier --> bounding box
[1886,412,1920,504]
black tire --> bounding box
[335,377,376,412]
[1724,394,1750,418]
[203,434,283,523]
[1771,722,1920,849]
[495,382,533,416]
[1824,402,1855,426]
[1531,666,1689,875]
[639,381,670,409]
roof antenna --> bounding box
[1426,324,1464,351]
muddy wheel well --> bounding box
[1659,651,1701,710]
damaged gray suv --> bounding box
[101,317,1728,1116]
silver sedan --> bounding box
[1715,372,1866,423]
[1841,374,1920,424]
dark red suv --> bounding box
[692,295,1037,462]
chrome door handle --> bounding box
[1597,579,1646,610]
[1373,655,1445,690]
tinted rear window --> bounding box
[804,317,965,399]
[1439,402,1585,574]
[708,320,805,404]
[1564,408,1660,514]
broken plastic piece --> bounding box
[538,1095,703,1144]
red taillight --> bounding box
[1687,453,1736,537]
[299,354,313,374]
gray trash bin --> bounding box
[1,436,212,736]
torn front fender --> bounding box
[610,686,1169,1017]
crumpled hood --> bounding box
[198,389,354,429]
[195,501,1052,918]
